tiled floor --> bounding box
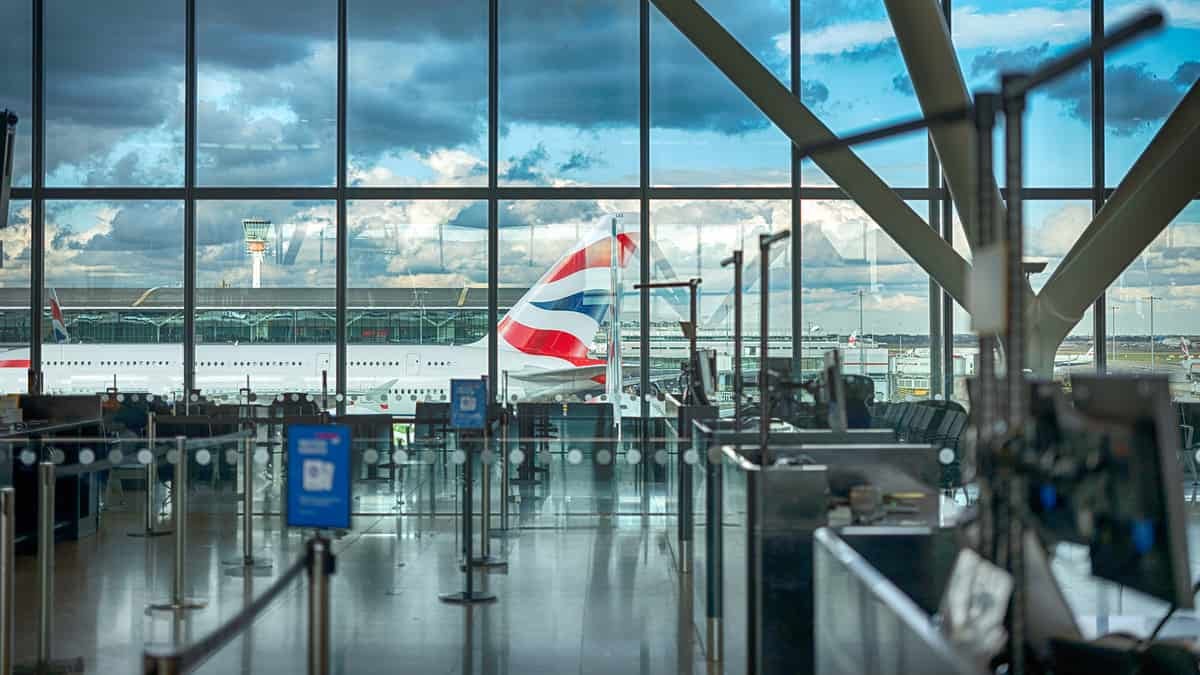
[12,505,713,674]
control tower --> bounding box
[242,218,271,288]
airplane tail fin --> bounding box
[49,288,69,344]
[494,220,639,367]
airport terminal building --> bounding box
[1,1,1198,674]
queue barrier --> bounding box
[5,429,252,673]
[143,536,334,675]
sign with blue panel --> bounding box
[286,424,351,530]
[450,379,487,429]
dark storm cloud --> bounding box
[971,45,1192,137]
[80,203,185,253]
[803,80,831,107]
[559,151,603,174]
[892,73,914,96]
[6,0,821,186]
[502,144,550,182]
[1175,61,1200,87]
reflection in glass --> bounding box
[41,201,184,397]
[1108,201,1200,401]
[346,200,488,415]
[801,200,929,401]
[0,201,31,394]
[196,200,335,400]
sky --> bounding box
[0,0,1197,335]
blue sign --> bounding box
[450,379,487,429]
[286,424,351,530]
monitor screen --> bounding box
[1028,375,1192,607]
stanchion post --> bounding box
[0,487,13,675]
[149,437,206,611]
[132,413,171,537]
[498,405,510,532]
[307,537,332,675]
[37,462,53,666]
[226,433,272,572]
[471,428,506,568]
[705,449,723,662]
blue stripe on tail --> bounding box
[531,290,611,323]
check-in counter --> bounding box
[704,440,945,674]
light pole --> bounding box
[1110,305,1118,366]
[854,289,865,376]
[1147,295,1161,371]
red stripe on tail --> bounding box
[546,233,638,283]
[498,317,605,367]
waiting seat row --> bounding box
[873,401,969,489]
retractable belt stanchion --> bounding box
[149,437,207,611]
[307,537,333,675]
[225,433,273,574]
[142,534,336,675]
[130,412,171,538]
[0,487,12,675]
[470,423,506,568]
[441,385,497,604]
[38,463,52,667]
[29,462,83,674]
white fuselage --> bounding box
[0,342,600,415]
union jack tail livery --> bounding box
[497,227,638,368]
[50,288,69,344]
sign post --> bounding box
[440,379,497,604]
[286,425,352,531]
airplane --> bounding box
[1053,344,1094,374]
[0,226,649,416]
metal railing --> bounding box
[143,536,335,675]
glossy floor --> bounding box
[12,507,713,674]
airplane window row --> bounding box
[345,361,453,368]
[230,362,303,367]
[389,388,446,395]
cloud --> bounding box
[502,144,550,182]
[802,80,831,108]
[1175,61,1200,87]
[891,73,914,96]
[558,151,604,174]
[793,4,1092,59]
[971,46,1193,136]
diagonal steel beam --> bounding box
[1037,80,1200,344]
[1044,79,1200,295]
[650,0,970,306]
[884,0,1005,253]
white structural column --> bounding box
[883,0,1004,254]
[649,0,970,307]
[1033,80,1200,372]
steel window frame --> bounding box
[9,0,1144,398]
